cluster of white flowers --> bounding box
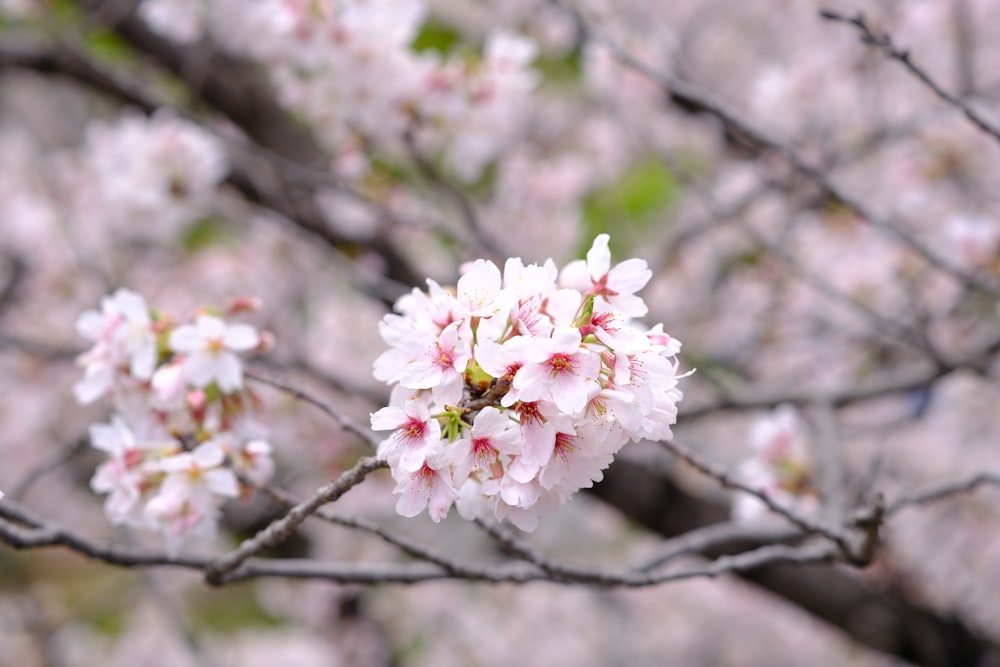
[371,235,687,531]
[139,0,537,183]
[0,0,39,18]
[732,405,818,522]
[75,289,272,549]
[945,214,1000,271]
[70,111,228,239]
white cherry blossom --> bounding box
[448,407,520,482]
[560,233,652,317]
[372,398,443,473]
[371,234,687,529]
[456,259,509,318]
[511,326,602,415]
[392,453,459,523]
[76,291,273,548]
[145,440,240,546]
[89,416,174,525]
[169,314,260,392]
[74,288,158,403]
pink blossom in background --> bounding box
[732,405,818,522]
[74,291,274,546]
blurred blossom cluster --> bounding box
[75,111,229,234]
[371,234,687,530]
[75,288,273,549]
[141,0,537,184]
[0,110,228,266]
[0,0,39,17]
[732,405,818,522]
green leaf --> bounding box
[186,585,284,633]
[180,217,232,252]
[89,607,128,637]
[582,156,678,250]
[534,46,583,86]
[84,29,134,63]
[412,21,462,55]
[50,0,82,22]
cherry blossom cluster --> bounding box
[139,0,537,183]
[371,235,686,531]
[732,405,819,522]
[0,0,39,18]
[75,289,272,549]
[67,110,229,240]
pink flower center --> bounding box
[472,438,502,477]
[546,353,574,377]
[400,417,427,442]
[590,274,619,298]
[123,449,144,468]
[517,401,544,427]
[553,432,577,462]
[432,343,455,369]
[415,464,436,487]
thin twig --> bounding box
[634,521,804,572]
[256,483,485,577]
[657,439,857,558]
[10,438,89,501]
[0,495,840,587]
[204,456,387,585]
[254,356,388,406]
[403,132,503,259]
[819,9,1000,145]
[0,501,210,570]
[679,328,1000,420]
[884,472,1000,515]
[205,539,841,587]
[552,0,1000,299]
[245,369,380,451]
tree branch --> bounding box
[819,9,1000,145]
[403,131,503,259]
[0,494,839,587]
[680,329,1000,421]
[885,472,1000,515]
[657,438,875,564]
[634,521,804,572]
[553,0,1000,298]
[204,456,387,585]
[7,2,425,294]
[245,369,381,451]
